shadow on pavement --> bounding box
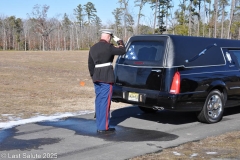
[0,128,61,151]
[2,106,239,151]
[110,106,198,126]
[36,117,178,142]
[0,113,179,151]
[223,106,240,116]
[111,105,240,126]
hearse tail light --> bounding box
[170,71,180,94]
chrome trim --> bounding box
[117,64,163,68]
[179,91,205,95]
[116,63,227,68]
[230,87,240,90]
[152,69,161,72]
[181,70,239,76]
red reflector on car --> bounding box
[170,71,180,94]
[134,61,144,65]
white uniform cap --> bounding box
[99,29,114,35]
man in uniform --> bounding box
[88,29,125,133]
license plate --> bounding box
[128,92,139,102]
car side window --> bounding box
[228,50,240,66]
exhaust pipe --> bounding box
[111,99,119,103]
[153,106,164,110]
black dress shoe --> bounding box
[97,128,115,133]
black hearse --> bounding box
[112,35,240,123]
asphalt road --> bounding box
[1,106,240,160]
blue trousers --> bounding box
[94,82,112,130]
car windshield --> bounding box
[122,41,164,62]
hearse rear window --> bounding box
[122,41,164,62]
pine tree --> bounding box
[74,4,85,27]
[112,8,123,36]
[84,2,97,25]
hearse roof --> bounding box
[128,34,240,67]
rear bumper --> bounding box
[112,85,206,112]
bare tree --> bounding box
[0,15,7,50]
[134,0,148,34]
[203,0,206,36]
[219,0,229,38]
[23,20,31,51]
[148,0,159,34]
[207,0,212,37]
[214,0,219,38]
[227,0,236,39]
[118,0,132,40]
[74,4,85,49]
[195,0,202,36]
[188,0,193,36]
[29,4,56,51]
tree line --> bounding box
[0,0,239,51]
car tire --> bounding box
[197,89,224,123]
[138,106,158,113]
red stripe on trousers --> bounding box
[105,84,112,130]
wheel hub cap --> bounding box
[207,95,222,119]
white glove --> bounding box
[113,35,121,42]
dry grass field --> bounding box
[1,51,240,159]
[0,51,126,122]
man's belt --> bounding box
[95,62,112,68]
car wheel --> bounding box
[197,89,224,123]
[138,106,158,113]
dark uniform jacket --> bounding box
[88,39,126,83]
